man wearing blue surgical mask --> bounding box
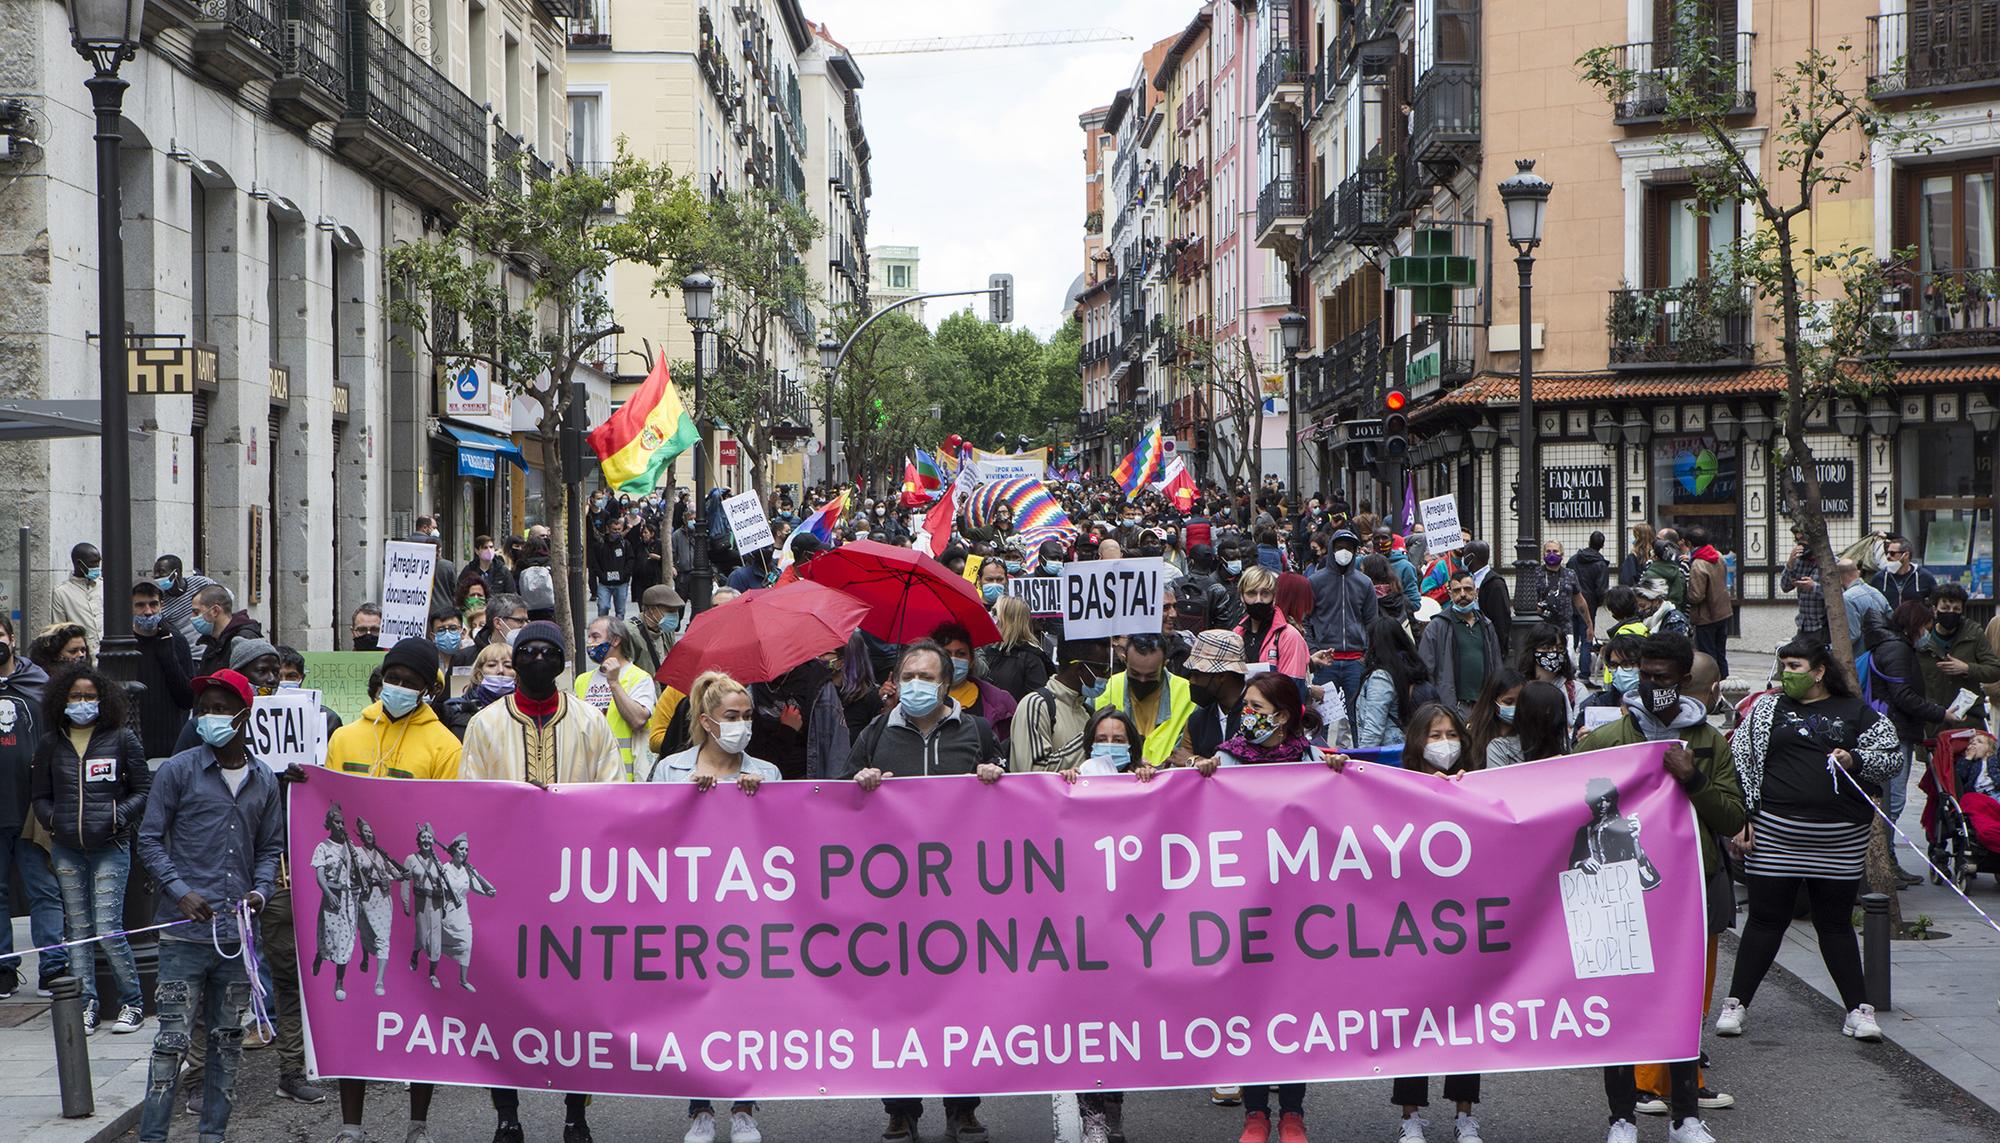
[52,542,103,652]
[150,554,218,656]
[628,584,684,680]
[576,615,657,781]
[1009,638,1109,772]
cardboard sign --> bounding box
[1559,859,1657,979]
[249,689,326,772]
[1007,576,1064,618]
[974,448,1047,485]
[379,541,438,649]
[299,651,385,727]
[722,490,774,555]
[1060,557,1164,639]
[1419,495,1464,553]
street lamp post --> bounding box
[683,271,715,613]
[1279,311,1306,509]
[65,0,143,683]
[818,333,840,489]
[1498,158,1553,654]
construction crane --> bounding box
[846,28,1133,56]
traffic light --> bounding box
[989,274,1014,324]
[1383,384,1410,459]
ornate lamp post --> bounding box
[817,332,840,488]
[1279,310,1307,506]
[682,271,716,612]
[1497,158,1553,653]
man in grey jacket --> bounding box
[1418,572,1505,716]
[1307,528,1377,721]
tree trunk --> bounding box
[539,430,581,660]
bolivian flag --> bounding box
[587,351,699,493]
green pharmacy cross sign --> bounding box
[1387,230,1478,318]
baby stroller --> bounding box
[1921,729,2000,891]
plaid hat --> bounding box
[228,638,279,671]
[1182,630,1248,675]
[191,668,254,708]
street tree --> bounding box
[386,144,707,650]
[822,308,938,491]
[670,186,822,502]
[1178,333,1268,492]
[931,309,1071,451]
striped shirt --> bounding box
[1744,810,1870,879]
[1008,680,1091,773]
[158,573,217,658]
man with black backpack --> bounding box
[1008,639,1110,773]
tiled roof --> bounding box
[1410,363,2000,422]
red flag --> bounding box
[917,489,956,557]
[1160,457,1199,512]
[900,458,930,508]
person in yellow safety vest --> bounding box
[575,615,658,781]
[1599,584,1652,685]
[1094,632,1196,766]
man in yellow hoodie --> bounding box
[320,636,458,1143]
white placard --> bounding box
[379,540,438,649]
[1419,494,1464,553]
[1060,557,1164,640]
[722,489,775,555]
[1007,576,1064,618]
[249,690,326,772]
[1558,858,1657,979]
[974,450,1044,484]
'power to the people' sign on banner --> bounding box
[1060,557,1164,639]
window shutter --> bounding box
[192,391,209,431]
[1712,0,1738,75]
[1644,189,1665,289]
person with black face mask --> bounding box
[1094,633,1196,768]
[1918,581,2000,730]
[1182,631,1250,757]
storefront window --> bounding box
[1901,423,1996,597]
[1651,433,1740,559]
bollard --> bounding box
[1862,892,1893,1013]
[47,975,94,1119]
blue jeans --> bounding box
[596,581,630,617]
[1573,611,1595,678]
[50,839,141,1012]
[1315,656,1367,728]
[139,938,251,1143]
[0,826,69,981]
[1887,743,1914,826]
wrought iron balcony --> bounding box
[1869,3,2000,96]
[335,9,489,207]
[568,0,609,47]
[1255,176,1308,249]
[1411,64,1480,166]
[1256,43,1305,110]
[273,0,346,128]
[1608,282,1754,367]
[1607,32,1756,121]
[1407,307,1479,391]
[1325,321,1384,404]
[1333,162,1397,245]
[193,0,288,87]
[493,125,527,194]
[1876,268,2000,353]
[1302,193,1340,264]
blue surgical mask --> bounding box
[1090,742,1132,770]
[277,679,303,690]
[1044,561,1065,575]
[1612,667,1641,695]
[192,614,216,637]
[379,684,423,719]
[196,713,239,747]
[1080,676,1108,702]
[1225,560,1244,576]
[65,701,99,726]
[1450,601,1477,615]
[154,576,176,593]
[660,615,681,633]
[981,584,1004,604]
[898,679,941,718]
[475,676,516,700]
[1005,562,1025,575]
[587,642,612,664]
[434,629,462,652]
[1497,704,1516,724]
[83,568,101,583]
[132,613,161,635]
[951,657,971,684]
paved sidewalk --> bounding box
[0,920,150,1143]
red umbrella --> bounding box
[654,581,868,693]
[798,539,1003,646]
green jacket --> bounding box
[1576,711,1745,878]
[1644,558,1688,608]
[1917,624,2000,728]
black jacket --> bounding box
[1477,572,1513,648]
[1865,630,1949,745]
[197,611,264,678]
[1569,549,1612,611]
[845,703,1001,778]
[133,629,195,758]
[0,660,49,833]
[590,534,644,587]
[980,643,1053,701]
[31,724,149,851]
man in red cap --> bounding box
[134,668,284,1143]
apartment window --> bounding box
[568,93,604,167]
[535,65,552,155]
[191,179,210,342]
[504,35,522,132]
[1644,185,1738,288]
[889,264,910,289]
[468,2,488,106]
[1899,160,2000,273]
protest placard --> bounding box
[379,541,437,649]
[249,690,325,771]
[300,651,384,727]
[1559,859,1657,979]
[1007,576,1064,618]
[973,448,1046,485]
[1060,557,1164,639]
[1419,495,1464,553]
[722,490,774,555]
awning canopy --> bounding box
[442,423,528,478]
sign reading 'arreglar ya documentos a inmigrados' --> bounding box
[289,741,1705,1099]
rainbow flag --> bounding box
[585,351,699,493]
[1113,420,1165,499]
[778,490,849,567]
[966,477,1074,534]
[913,448,944,496]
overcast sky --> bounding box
[810,1,1193,338]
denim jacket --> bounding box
[136,745,284,938]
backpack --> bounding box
[1857,649,1898,717]
[519,564,555,609]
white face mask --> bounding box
[711,718,754,755]
[1422,739,1461,770]
[503,628,520,647]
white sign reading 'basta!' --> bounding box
[1060,558,1165,640]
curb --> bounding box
[79,1104,142,1143]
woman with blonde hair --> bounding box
[1234,564,1311,692]
[979,594,1053,700]
[439,642,514,739]
[1622,522,1657,587]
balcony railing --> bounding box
[568,0,609,47]
[1334,162,1397,245]
[193,0,288,86]
[1869,3,2000,96]
[1608,282,1754,367]
[1324,321,1383,404]
[342,8,489,197]
[200,0,288,59]
[1256,44,1304,108]
[493,125,526,193]
[1303,193,1340,263]
[1407,306,1479,389]
[1256,176,1308,240]
[273,0,346,126]
[1877,268,2000,353]
[1411,64,1480,165]
[1607,32,1756,121]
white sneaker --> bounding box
[1455,1113,1483,1143]
[1605,1122,1639,1143]
[1668,1119,1717,1143]
[1843,1003,1884,1041]
[684,1111,715,1143]
[1633,1096,1668,1116]
[1713,997,1746,1036]
[111,1004,145,1034]
[730,1110,762,1143]
[1081,1110,1110,1143]
[1399,1116,1429,1141]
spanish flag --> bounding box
[587,351,699,493]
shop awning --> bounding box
[442,423,528,478]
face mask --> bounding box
[1186,679,1217,708]
[353,632,379,651]
[1332,549,1354,568]
[380,684,424,719]
[1780,670,1818,701]
[1090,742,1132,770]
[1044,561,1065,575]
[951,657,971,684]
[479,548,496,561]
[1224,560,1243,576]
[502,628,520,648]
[66,700,99,726]
[132,613,161,636]
[710,718,755,755]
[155,576,176,593]
[278,679,303,690]
[515,656,564,695]
[1497,704,1516,724]
[1611,666,1640,694]
[84,567,101,582]
[192,613,216,637]
[1937,612,1965,636]
[1004,562,1025,575]
[1423,739,1461,770]
[1244,600,1276,626]
[981,584,1004,604]
[899,679,941,718]
[659,614,681,634]
[1374,583,1393,599]
[1640,682,1680,716]
[587,641,613,664]
[1129,675,1162,700]
[435,629,462,652]
[1535,650,1566,673]
[1242,710,1280,744]
[474,676,516,700]
[1450,600,1477,614]
[196,713,240,747]
[1543,552,1562,567]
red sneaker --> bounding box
[1278,1111,1309,1143]
[1238,1111,1272,1143]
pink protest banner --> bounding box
[288,741,1705,1099]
